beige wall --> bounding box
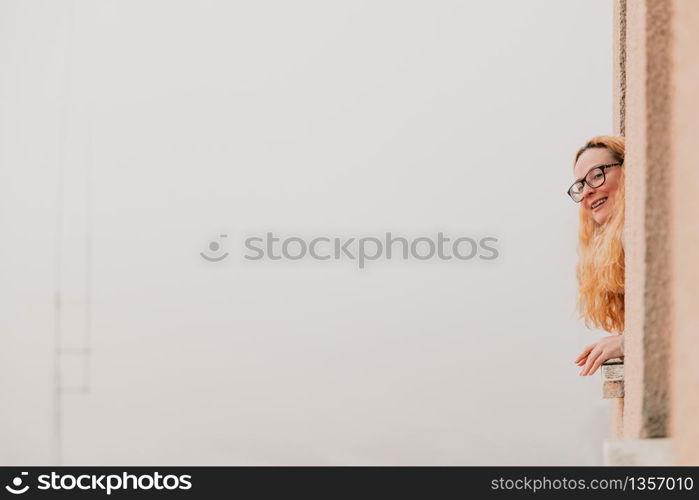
[619,0,672,441]
[669,0,699,466]
[613,0,699,465]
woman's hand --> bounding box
[574,334,624,376]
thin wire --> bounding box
[84,106,94,394]
[53,0,76,466]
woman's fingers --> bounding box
[574,344,596,363]
[586,355,607,376]
[581,349,602,376]
[575,344,595,363]
[576,336,625,376]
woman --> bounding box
[568,136,625,376]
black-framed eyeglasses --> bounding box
[567,163,622,203]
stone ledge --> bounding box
[602,358,625,399]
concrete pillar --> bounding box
[610,0,627,440]
[610,0,699,465]
[669,0,699,466]
[621,0,672,440]
[613,0,627,136]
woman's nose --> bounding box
[581,182,596,199]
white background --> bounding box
[1,0,613,464]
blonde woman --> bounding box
[568,136,625,376]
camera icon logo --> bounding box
[5,472,29,495]
[200,234,229,262]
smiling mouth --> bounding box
[591,197,608,210]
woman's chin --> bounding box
[592,209,611,225]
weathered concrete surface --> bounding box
[602,359,624,399]
[622,0,672,440]
[619,0,699,464]
[610,0,627,439]
[613,0,627,136]
[669,0,699,466]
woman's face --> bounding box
[573,147,622,225]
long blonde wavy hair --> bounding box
[574,136,625,333]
